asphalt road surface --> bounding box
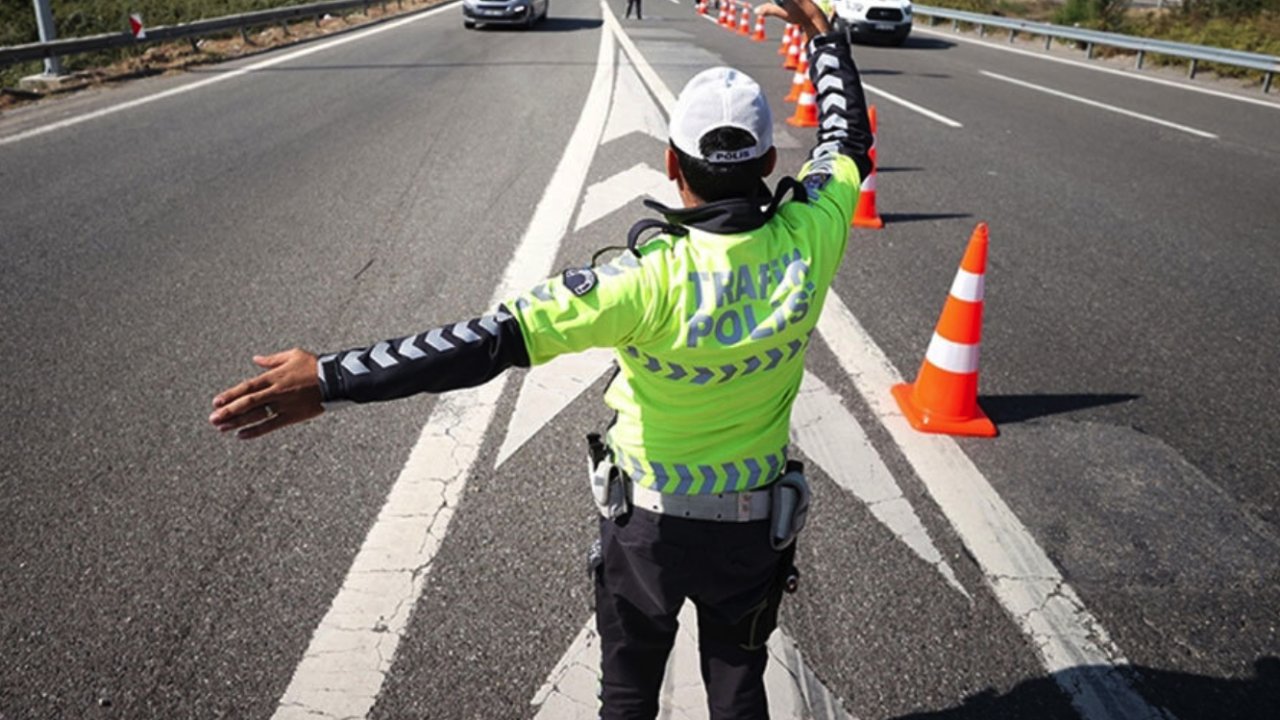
[1,1,1277,718]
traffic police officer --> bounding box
[209,0,872,716]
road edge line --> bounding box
[0,1,462,148]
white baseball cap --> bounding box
[669,67,773,164]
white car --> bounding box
[833,0,913,46]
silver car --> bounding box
[462,0,550,29]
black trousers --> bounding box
[594,509,788,719]
[625,0,642,18]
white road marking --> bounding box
[495,348,615,469]
[272,23,617,720]
[863,81,964,127]
[574,163,680,232]
[603,59,670,145]
[604,5,679,111]
[982,70,1218,139]
[689,14,966,128]
[531,608,857,719]
[816,293,1175,720]
[794,372,968,598]
[0,2,461,148]
[917,25,1280,111]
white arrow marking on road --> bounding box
[603,56,670,146]
[530,607,856,720]
[495,348,616,469]
[574,163,681,233]
[794,371,968,598]
[273,22,618,720]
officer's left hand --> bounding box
[209,348,324,439]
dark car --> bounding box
[462,0,549,28]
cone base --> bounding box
[853,216,885,229]
[891,383,997,438]
[786,116,817,128]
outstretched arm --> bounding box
[209,307,529,439]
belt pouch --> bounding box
[587,434,629,520]
[770,461,810,550]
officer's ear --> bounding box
[761,147,777,178]
[665,146,686,191]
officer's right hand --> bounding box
[756,0,831,37]
[209,348,324,440]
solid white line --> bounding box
[917,24,1280,112]
[816,294,1173,720]
[982,70,1218,138]
[0,2,461,148]
[863,81,964,127]
[606,8,678,112]
[272,21,616,720]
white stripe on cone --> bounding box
[924,334,980,375]
[949,269,985,303]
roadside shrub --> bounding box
[1054,0,1131,31]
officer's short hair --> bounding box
[672,127,770,203]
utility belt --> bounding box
[586,433,810,551]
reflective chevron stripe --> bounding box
[622,334,812,386]
[341,352,369,376]
[610,445,788,496]
[397,336,426,360]
[370,341,396,369]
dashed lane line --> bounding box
[982,70,1218,139]
[694,11,963,127]
[917,24,1280,112]
[271,22,616,720]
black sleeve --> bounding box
[805,27,875,182]
[316,305,531,405]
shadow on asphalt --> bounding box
[978,393,1141,424]
[876,166,925,173]
[881,212,972,223]
[474,17,603,32]
[891,658,1280,720]
[884,36,956,51]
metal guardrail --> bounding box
[0,0,418,69]
[913,5,1276,93]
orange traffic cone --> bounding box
[718,3,728,26]
[739,7,752,35]
[783,31,801,69]
[784,48,808,102]
[852,105,884,229]
[778,24,793,55]
[697,0,707,15]
[786,79,818,127]
[891,224,997,438]
[752,11,767,41]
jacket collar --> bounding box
[643,177,808,235]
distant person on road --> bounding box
[209,0,872,716]
[626,0,643,19]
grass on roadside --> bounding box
[921,0,1279,88]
